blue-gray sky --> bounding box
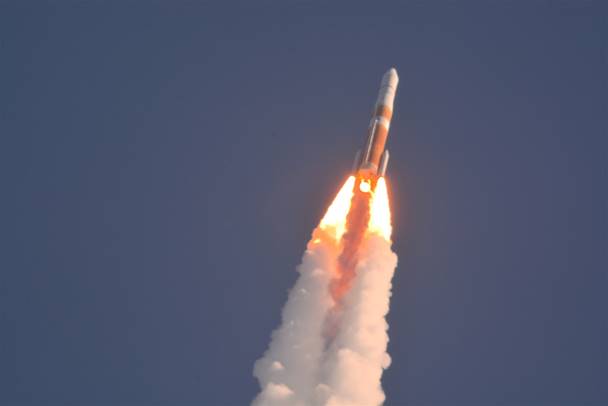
[1,2,607,405]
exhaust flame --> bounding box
[320,176,355,241]
[368,177,392,241]
[359,179,371,193]
[254,175,398,406]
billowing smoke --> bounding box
[252,228,337,406]
[253,177,398,406]
[317,235,397,406]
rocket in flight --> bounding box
[352,68,399,192]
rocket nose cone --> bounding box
[382,67,399,87]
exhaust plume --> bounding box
[252,229,336,406]
[254,176,398,406]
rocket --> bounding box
[352,68,399,183]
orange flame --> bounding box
[368,177,392,241]
[319,176,355,241]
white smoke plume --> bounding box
[253,228,338,406]
[317,235,397,406]
[254,178,398,406]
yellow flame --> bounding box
[319,176,355,241]
[359,179,371,193]
[368,177,392,241]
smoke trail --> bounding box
[317,235,397,406]
[253,228,337,406]
[253,178,355,406]
[253,177,397,406]
[318,177,398,405]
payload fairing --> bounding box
[352,68,399,185]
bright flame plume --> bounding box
[368,177,392,241]
[320,176,355,241]
[359,179,371,193]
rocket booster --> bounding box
[352,68,399,179]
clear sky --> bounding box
[1,2,606,405]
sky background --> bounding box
[1,2,607,405]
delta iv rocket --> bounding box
[352,68,399,185]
